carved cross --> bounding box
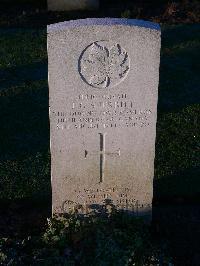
[85,133,120,183]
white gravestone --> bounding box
[48,0,99,11]
[48,18,161,218]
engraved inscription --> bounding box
[68,187,152,214]
[53,93,152,130]
[79,41,130,89]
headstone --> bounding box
[48,0,99,11]
[48,18,161,219]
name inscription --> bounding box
[53,93,152,130]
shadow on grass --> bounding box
[153,167,200,265]
[158,24,200,112]
[162,24,200,48]
[0,196,51,237]
[152,202,200,266]
[154,167,200,203]
[0,81,49,161]
[0,62,47,90]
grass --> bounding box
[0,207,172,265]
[0,24,199,203]
[0,30,46,68]
[0,29,49,200]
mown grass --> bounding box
[0,29,49,200]
[0,30,46,68]
[0,24,199,202]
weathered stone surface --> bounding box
[48,18,161,218]
[48,0,99,11]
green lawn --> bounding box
[0,24,199,202]
[0,29,50,200]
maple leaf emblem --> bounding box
[79,42,130,89]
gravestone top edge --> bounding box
[47,18,161,33]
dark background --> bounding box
[0,1,200,265]
[0,0,200,28]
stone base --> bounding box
[53,201,152,223]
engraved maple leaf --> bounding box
[82,42,129,88]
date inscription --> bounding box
[52,93,152,130]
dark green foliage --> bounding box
[0,207,172,265]
[156,105,200,178]
[0,152,50,200]
[120,0,200,23]
[0,30,46,69]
